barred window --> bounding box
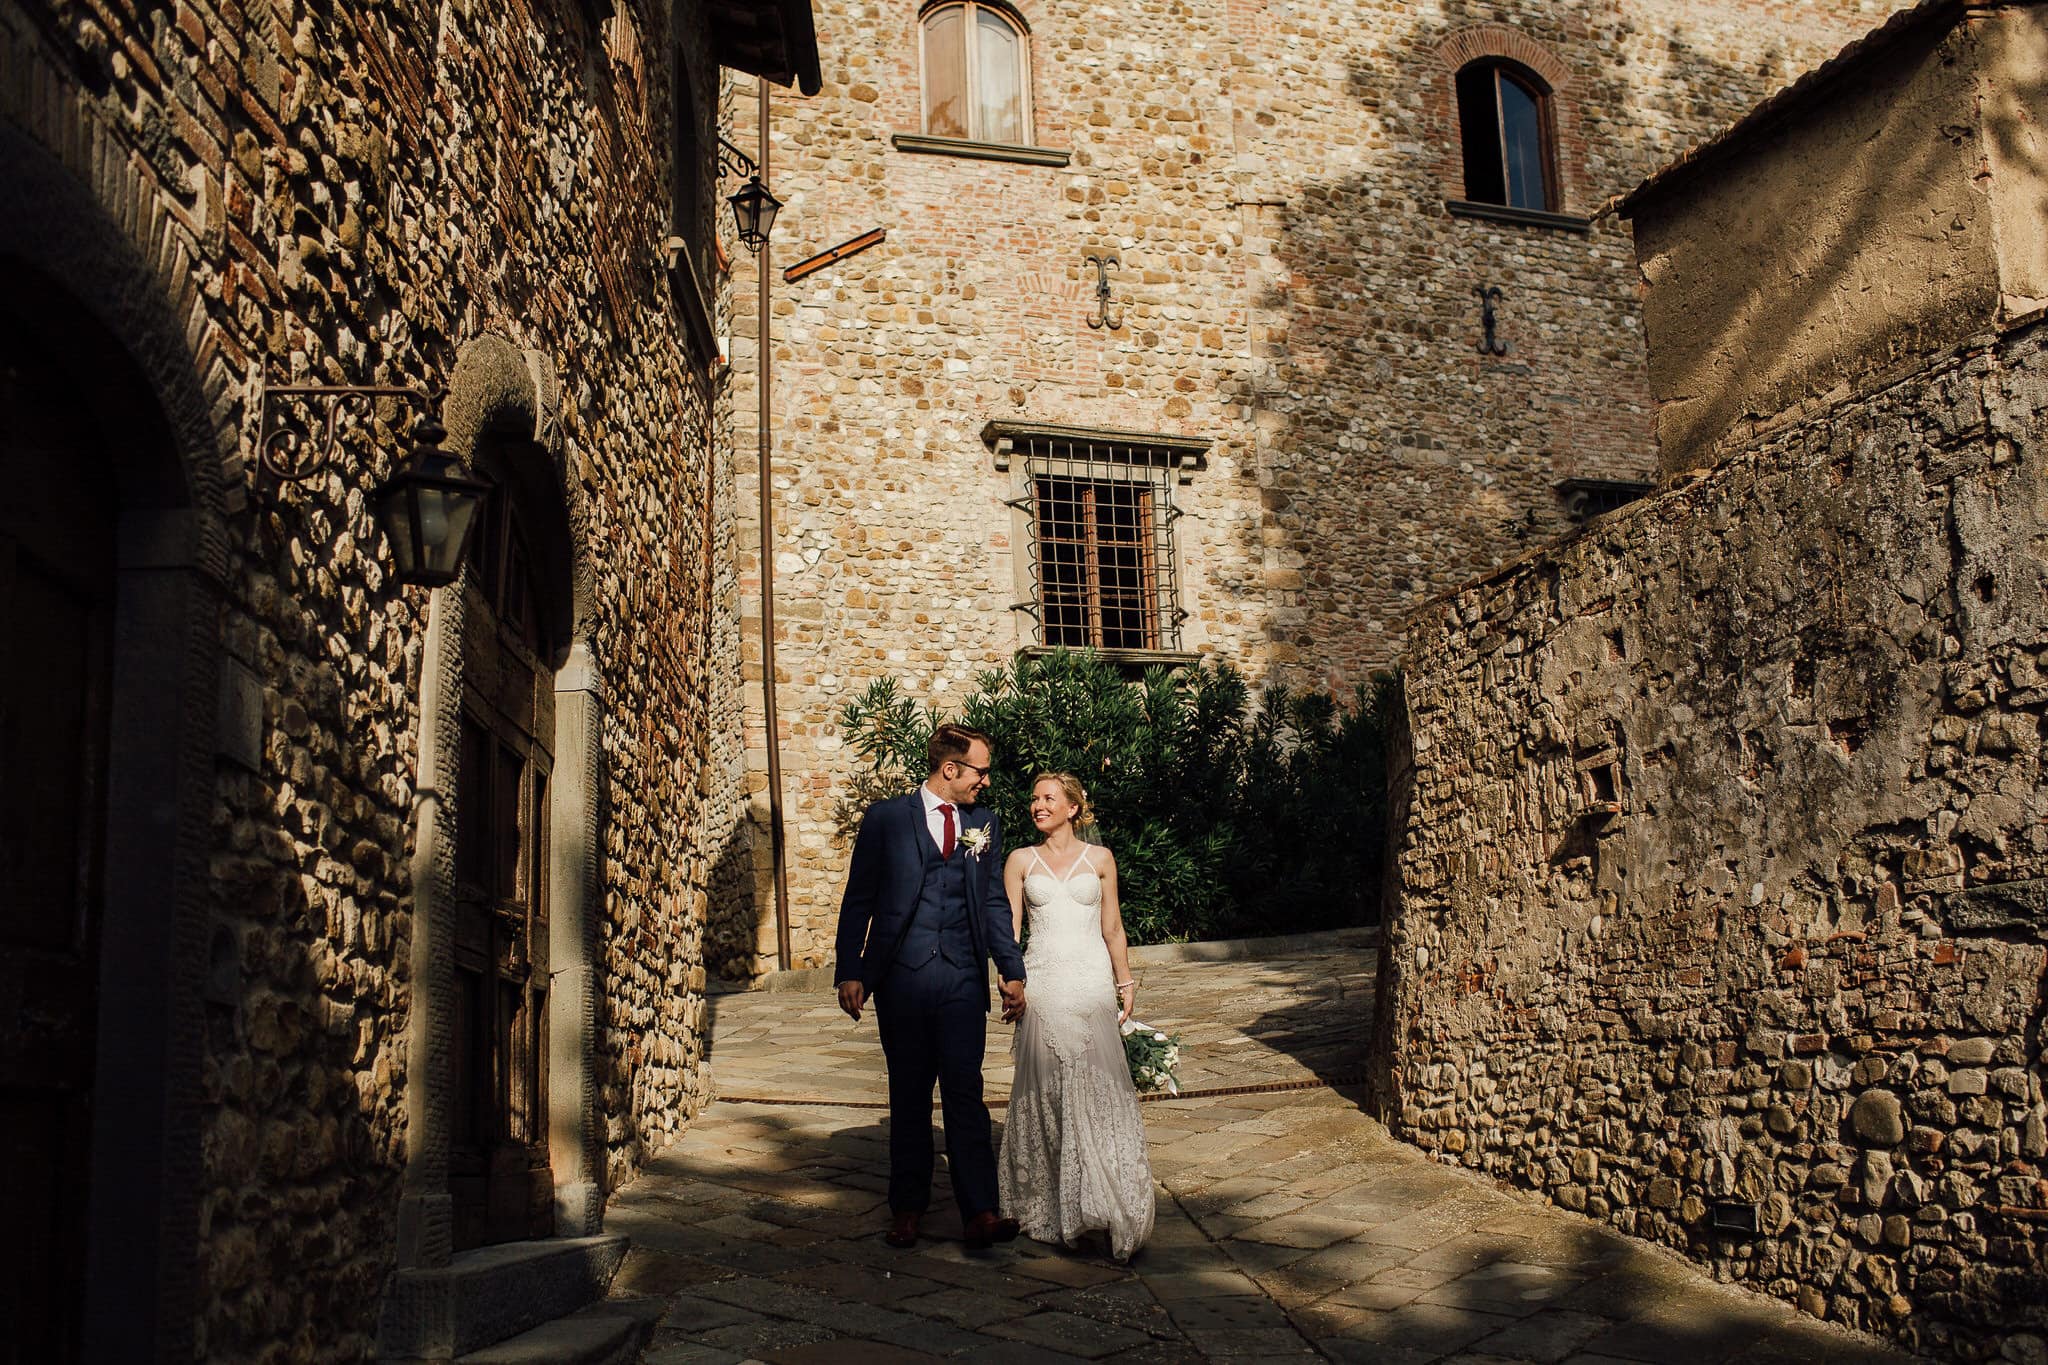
[1556,477,1652,525]
[988,422,1208,656]
[1035,475,1161,650]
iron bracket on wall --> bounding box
[1475,285,1508,356]
[1086,254,1124,331]
[256,382,436,483]
[716,133,758,180]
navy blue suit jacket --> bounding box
[833,791,1027,1002]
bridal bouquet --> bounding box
[1120,1019,1182,1095]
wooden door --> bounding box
[0,333,113,1361]
[450,493,555,1249]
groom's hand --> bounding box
[838,980,866,1022]
[998,978,1026,1023]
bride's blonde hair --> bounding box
[1033,771,1097,829]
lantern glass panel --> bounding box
[417,483,483,583]
[376,483,420,578]
[373,450,489,589]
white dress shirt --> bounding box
[919,783,959,853]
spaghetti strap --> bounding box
[1028,846,1054,878]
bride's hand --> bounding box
[1116,980,1136,1024]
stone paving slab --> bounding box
[612,944,1911,1362]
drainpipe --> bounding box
[757,80,792,972]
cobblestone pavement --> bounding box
[607,943,1908,1363]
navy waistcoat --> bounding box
[894,830,976,971]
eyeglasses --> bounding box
[950,760,992,778]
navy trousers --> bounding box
[875,958,998,1218]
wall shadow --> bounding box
[1238,1,1881,686]
[705,821,767,983]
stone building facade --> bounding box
[716,0,1917,977]
[1375,4,2048,1355]
[0,0,813,1360]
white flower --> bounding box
[959,826,991,858]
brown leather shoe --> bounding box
[961,1211,1020,1250]
[883,1210,920,1248]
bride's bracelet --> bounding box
[1115,979,1136,989]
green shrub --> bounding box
[834,651,1399,943]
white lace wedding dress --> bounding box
[997,849,1155,1259]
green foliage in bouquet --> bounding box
[834,650,1400,944]
[1121,1021,1182,1095]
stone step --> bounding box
[379,1234,632,1360]
[454,1300,659,1365]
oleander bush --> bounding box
[835,650,1399,943]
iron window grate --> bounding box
[993,429,1195,652]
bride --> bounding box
[996,773,1155,1260]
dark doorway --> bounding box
[0,324,116,1362]
[450,485,558,1249]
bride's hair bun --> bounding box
[1034,771,1096,828]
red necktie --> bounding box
[939,802,956,858]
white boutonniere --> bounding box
[959,826,991,858]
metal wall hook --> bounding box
[1475,285,1508,356]
[1086,254,1124,331]
[256,382,439,483]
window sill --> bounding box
[1445,199,1593,233]
[664,234,719,371]
[1015,644,1201,673]
[891,133,1072,167]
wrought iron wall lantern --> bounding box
[1086,254,1124,331]
[257,382,490,589]
[717,134,782,252]
[1475,285,1508,356]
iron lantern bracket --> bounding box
[256,382,439,483]
[717,134,759,181]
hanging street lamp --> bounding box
[368,417,491,588]
[728,174,782,252]
[718,136,782,253]
[256,384,491,589]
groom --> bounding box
[835,723,1028,1250]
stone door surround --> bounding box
[381,337,619,1360]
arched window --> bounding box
[1456,60,1555,211]
[921,2,1029,145]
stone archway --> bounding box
[0,99,236,1362]
[382,336,616,1359]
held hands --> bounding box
[998,977,1027,1023]
[838,979,867,1022]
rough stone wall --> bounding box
[1377,318,2048,1357]
[5,0,748,1357]
[1627,6,2048,477]
[720,0,1910,975]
